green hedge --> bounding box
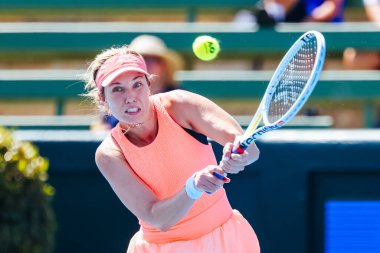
[0,127,56,253]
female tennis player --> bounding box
[83,46,260,253]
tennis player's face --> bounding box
[104,71,152,125]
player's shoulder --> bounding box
[95,134,124,170]
[156,90,204,128]
[158,89,205,108]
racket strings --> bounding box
[268,37,318,123]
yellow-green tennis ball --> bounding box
[192,35,220,61]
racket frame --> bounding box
[236,30,326,153]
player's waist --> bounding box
[140,189,232,244]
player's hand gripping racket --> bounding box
[213,30,326,182]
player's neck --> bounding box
[122,110,159,147]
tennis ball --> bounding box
[192,35,220,61]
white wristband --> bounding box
[185,176,203,200]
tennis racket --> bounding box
[232,30,326,155]
[212,30,326,182]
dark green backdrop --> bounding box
[19,129,380,253]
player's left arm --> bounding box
[161,90,259,172]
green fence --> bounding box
[0,23,379,54]
[0,0,257,22]
[0,23,379,127]
[0,0,365,22]
[1,69,379,127]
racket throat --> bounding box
[238,123,284,154]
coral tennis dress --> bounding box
[111,95,260,253]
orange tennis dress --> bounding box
[111,95,260,253]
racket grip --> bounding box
[206,172,228,194]
[213,171,227,180]
[232,145,246,154]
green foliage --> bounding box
[0,127,56,253]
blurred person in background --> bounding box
[129,35,184,95]
[342,0,380,70]
[362,0,380,24]
[285,0,345,22]
[234,0,345,27]
[342,0,380,127]
[92,35,184,130]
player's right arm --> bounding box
[95,135,228,232]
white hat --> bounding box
[129,35,184,85]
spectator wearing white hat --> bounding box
[129,35,184,95]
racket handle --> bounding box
[208,145,246,194]
[206,172,228,194]
[232,145,246,154]
[213,171,227,180]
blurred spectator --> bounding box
[363,0,380,24]
[342,0,380,70]
[92,35,184,130]
[234,0,288,27]
[285,0,345,22]
[129,35,184,95]
[234,0,345,27]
